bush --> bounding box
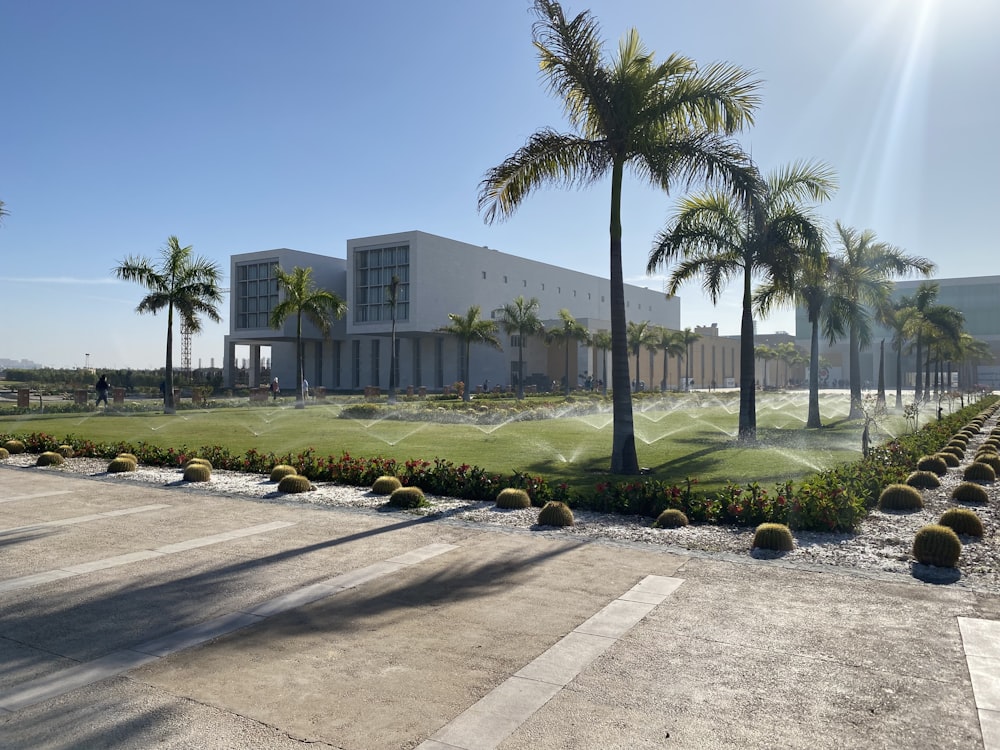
[388,486,427,508]
[269,464,298,482]
[107,456,137,473]
[36,451,65,466]
[372,475,402,495]
[905,471,940,489]
[938,508,984,537]
[495,487,531,509]
[751,522,794,551]
[57,444,75,458]
[912,524,962,568]
[952,482,989,505]
[3,439,25,454]
[936,452,960,468]
[278,474,314,493]
[878,484,924,511]
[963,462,997,483]
[183,463,212,482]
[654,508,689,528]
[916,455,948,475]
[537,501,574,527]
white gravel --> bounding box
[5,422,998,592]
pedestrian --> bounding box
[270,377,280,401]
[302,378,309,401]
[95,374,110,407]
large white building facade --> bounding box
[223,231,681,393]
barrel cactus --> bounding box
[951,482,989,505]
[0,447,9,460]
[36,451,65,467]
[751,523,794,552]
[974,453,1000,473]
[912,524,962,568]
[182,463,212,482]
[107,456,137,473]
[537,501,574,527]
[877,484,924,511]
[963,462,997,483]
[371,475,403,495]
[278,474,314,493]
[56,444,75,458]
[905,470,940,489]
[183,457,212,470]
[3,439,25,454]
[388,486,427,508]
[936,452,959,468]
[495,487,531,509]
[269,464,298,482]
[654,508,689,529]
[118,453,138,463]
[938,508,984,538]
[916,455,948,476]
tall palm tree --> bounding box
[649,161,835,440]
[825,223,933,419]
[754,344,775,389]
[886,294,918,410]
[114,236,223,414]
[774,341,798,389]
[547,309,591,395]
[955,334,994,392]
[755,250,839,427]
[498,296,545,399]
[269,266,347,409]
[655,327,685,391]
[627,320,656,391]
[478,0,759,473]
[438,305,502,402]
[592,329,612,396]
[678,328,702,390]
[923,304,964,396]
[385,275,401,404]
[908,282,940,401]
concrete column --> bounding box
[249,345,261,388]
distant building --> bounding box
[223,231,683,393]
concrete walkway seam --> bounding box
[958,616,1000,750]
[0,542,460,713]
[419,574,684,750]
[0,520,296,594]
[0,504,172,535]
[0,490,74,504]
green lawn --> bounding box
[0,391,913,493]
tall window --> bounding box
[351,340,361,388]
[236,260,279,329]
[354,244,410,323]
[370,339,380,386]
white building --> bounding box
[223,230,680,393]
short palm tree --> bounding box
[438,305,502,402]
[478,0,759,473]
[886,294,917,409]
[114,236,223,414]
[754,345,775,389]
[498,296,545,399]
[825,223,933,419]
[655,327,685,391]
[592,330,612,396]
[269,266,347,408]
[649,161,836,440]
[627,320,656,391]
[547,309,590,395]
[678,327,702,390]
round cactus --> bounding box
[0,447,9,460]
[912,524,962,568]
[269,464,298,482]
[974,454,1000,473]
[916,455,948,476]
[938,508,984,537]
[936,452,960,468]
[56,444,75,458]
[537,501,574,527]
[751,522,794,552]
[963,462,997,483]
[3,439,26,454]
[107,456,137,473]
[878,484,924,511]
[905,470,940,489]
[388,486,427,508]
[951,482,990,505]
[654,508,689,528]
[182,463,212,482]
[183,457,212,470]
[278,474,314,493]
[371,475,403,495]
[117,453,138,463]
[948,436,968,448]
[495,487,531,509]
[36,451,65,467]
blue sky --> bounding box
[2,0,997,370]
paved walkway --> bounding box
[1,466,998,749]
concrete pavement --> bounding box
[1,465,998,749]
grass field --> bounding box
[0,391,915,493]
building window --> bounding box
[523,280,527,287]
[601,295,605,303]
[351,340,361,388]
[354,244,410,324]
[504,275,508,283]
[557,287,561,294]
[541,283,545,291]
[235,260,279,329]
[482,271,487,279]
[370,339,380,386]
[510,335,523,348]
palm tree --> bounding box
[592,329,612,396]
[547,309,591,395]
[627,321,656,391]
[650,161,835,440]
[269,266,347,408]
[955,334,994,392]
[923,304,964,396]
[678,328,702,390]
[478,0,759,473]
[438,305,502,402]
[498,296,545,399]
[114,236,223,414]
[655,327,685,391]
[386,275,401,404]
[774,341,798,389]
[754,345,775,389]
[0,200,7,224]
[886,294,918,409]
[825,223,933,419]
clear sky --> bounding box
[2,0,997,370]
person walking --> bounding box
[95,374,111,407]
[270,377,280,401]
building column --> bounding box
[249,345,261,388]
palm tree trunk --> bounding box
[661,350,667,391]
[295,311,305,409]
[738,268,756,441]
[924,350,931,402]
[601,348,608,397]
[876,339,886,408]
[914,334,923,400]
[164,302,175,414]
[807,316,821,428]
[894,343,903,410]
[848,325,862,419]
[609,160,638,474]
[517,341,525,400]
[463,341,471,402]
[564,341,571,396]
